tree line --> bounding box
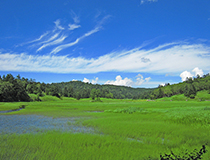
[0,74,154,102]
[0,74,31,102]
[150,74,210,99]
[1,73,210,102]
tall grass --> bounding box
[0,97,210,159]
[0,132,163,160]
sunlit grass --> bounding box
[0,131,166,160]
[0,96,210,159]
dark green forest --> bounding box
[1,73,210,102]
[0,74,153,102]
[150,74,210,99]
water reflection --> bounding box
[0,115,94,134]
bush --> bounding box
[160,145,207,160]
[189,94,196,99]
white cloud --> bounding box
[91,77,99,84]
[68,24,81,30]
[180,71,193,81]
[0,42,210,75]
[192,67,204,77]
[180,67,204,81]
[85,42,210,74]
[159,83,165,87]
[105,75,151,87]
[83,78,90,83]
[135,76,151,86]
[105,75,133,87]
[82,77,98,84]
[135,77,145,86]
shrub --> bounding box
[160,145,207,160]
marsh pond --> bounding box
[0,114,94,134]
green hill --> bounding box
[151,74,210,100]
[0,74,154,102]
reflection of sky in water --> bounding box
[0,115,94,134]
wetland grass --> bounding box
[0,98,210,159]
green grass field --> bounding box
[0,94,210,159]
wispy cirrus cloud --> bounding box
[16,32,50,47]
[37,35,67,52]
[24,32,63,52]
[50,37,80,54]
[71,10,80,24]
[1,41,209,75]
[40,32,61,44]
[50,15,110,54]
[68,11,81,31]
[54,19,65,30]
[50,24,102,54]
[141,0,158,4]
[68,24,81,30]
[17,15,110,55]
[28,32,50,44]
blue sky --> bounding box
[0,0,210,88]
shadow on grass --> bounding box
[160,145,207,160]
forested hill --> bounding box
[53,81,154,99]
[150,74,210,99]
[0,74,154,102]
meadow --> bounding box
[0,95,210,159]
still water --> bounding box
[0,114,94,134]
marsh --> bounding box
[0,114,94,134]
